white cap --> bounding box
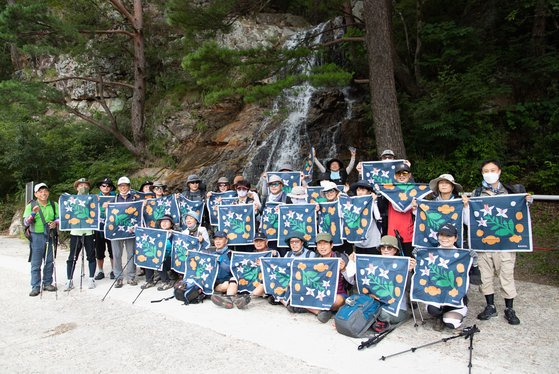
[34,183,48,193]
[117,176,131,185]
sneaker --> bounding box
[316,311,333,323]
[267,295,280,305]
[94,272,105,280]
[157,282,173,291]
[29,287,40,297]
[141,281,156,289]
[286,305,307,313]
[137,268,145,276]
[88,278,96,289]
[115,279,124,288]
[128,279,138,286]
[233,294,251,309]
[477,304,498,320]
[372,320,390,333]
[109,271,115,279]
[64,280,74,292]
[433,318,445,331]
[211,294,234,309]
[43,284,57,292]
[504,308,520,325]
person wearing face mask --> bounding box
[312,147,357,185]
[94,177,116,281]
[64,178,97,291]
[463,160,532,326]
[113,176,138,288]
[286,186,309,205]
[234,180,261,211]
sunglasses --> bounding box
[100,184,110,188]
[218,183,228,187]
[269,182,282,187]
[153,186,162,190]
[236,187,249,191]
[396,171,410,176]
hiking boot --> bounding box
[433,318,445,331]
[43,284,57,292]
[141,281,156,289]
[211,294,234,309]
[316,311,333,323]
[88,278,96,289]
[115,279,124,288]
[372,320,390,333]
[64,280,74,292]
[267,295,280,305]
[504,308,520,325]
[286,305,307,314]
[109,271,115,279]
[128,278,138,286]
[233,294,251,309]
[477,304,498,320]
[157,282,174,291]
[94,272,105,280]
[29,287,40,297]
[137,268,145,276]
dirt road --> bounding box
[0,236,557,373]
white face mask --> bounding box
[483,172,500,184]
[292,198,306,204]
[237,189,248,197]
[77,187,89,195]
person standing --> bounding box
[94,177,115,280]
[64,178,97,291]
[23,183,59,296]
[465,160,532,325]
[113,176,138,288]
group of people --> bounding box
[23,148,531,335]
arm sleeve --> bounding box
[345,154,356,174]
[23,203,34,226]
[314,158,326,173]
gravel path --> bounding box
[1,236,557,373]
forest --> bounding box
[0,0,558,229]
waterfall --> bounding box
[244,18,353,183]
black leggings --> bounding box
[67,234,96,278]
[145,256,171,282]
[94,230,113,260]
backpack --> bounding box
[334,294,382,338]
[173,279,205,305]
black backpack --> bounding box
[174,280,205,305]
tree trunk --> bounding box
[131,0,147,157]
[7,0,22,71]
[342,1,356,28]
[531,0,547,57]
[414,0,424,81]
[363,0,407,159]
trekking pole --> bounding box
[101,254,134,301]
[51,230,59,300]
[67,234,82,293]
[468,325,476,374]
[379,325,480,364]
[358,328,394,350]
[79,234,85,291]
[40,239,48,300]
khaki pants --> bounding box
[478,252,517,299]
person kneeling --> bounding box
[371,235,416,333]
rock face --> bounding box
[216,13,309,50]
[9,209,23,236]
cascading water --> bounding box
[243,19,350,182]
